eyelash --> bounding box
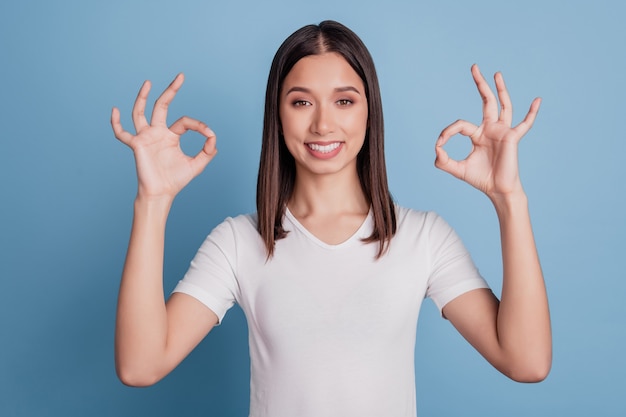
[291,99,353,107]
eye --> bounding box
[336,99,353,106]
[292,100,311,107]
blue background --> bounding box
[1,0,624,415]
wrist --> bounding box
[133,194,174,220]
[489,190,529,218]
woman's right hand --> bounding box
[111,73,217,201]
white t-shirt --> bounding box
[173,205,489,417]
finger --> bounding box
[169,116,218,175]
[434,144,465,180]
[169,116,212,137]
[189,134,218,177]
[495,72,513,126]
[131,80,151,132]
[436,119,479,147]
[513,97,542,138]
[111,107,134,145]
[151,73,185,127]
[471,64,498,123]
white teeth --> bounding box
[307,142,341,153]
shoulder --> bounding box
[209,213,258,236]
[199,213,259,249]
[394,204,445,230]
[222,213,258,231]
[392,205,460,246]
[190,213,264,271]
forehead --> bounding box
[282,52,364,92]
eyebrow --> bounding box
[284,86,362,95]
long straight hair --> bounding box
[256,20,396,258]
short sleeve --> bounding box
[172,218,240,324]
[425,213,489,314]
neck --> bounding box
[289,169,369,217]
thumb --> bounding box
[189,134,217,176]
[434,145,465,180]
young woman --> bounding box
[111,20,551,416]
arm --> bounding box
[435,65,551,382]
[111,74,220,386]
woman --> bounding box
[111,20,551,416]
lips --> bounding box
[306,142,342,153]
[304,141,344,160]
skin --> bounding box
[111,74,220,386]
[111,57,551,386]
[436,65,551,382]
[279,53,371,244]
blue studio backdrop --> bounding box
[1,0,624,416]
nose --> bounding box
[311,103,334,136]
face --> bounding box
[279,52,368,179]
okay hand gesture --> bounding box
[435,65,541,201]
[111,74,217,200]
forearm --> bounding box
[492,191,552,381]
[115,196,173,385]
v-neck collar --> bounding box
[284,207,373,250]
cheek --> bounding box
[347,108,369,136]
[279,105,292,133]
[278,110,301,155]
[280,109,308,139]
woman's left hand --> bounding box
[435,64,541,202]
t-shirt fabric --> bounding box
[173,205,489,417]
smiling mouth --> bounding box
[306,142,342,153]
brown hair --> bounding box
[256,20,396,258]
